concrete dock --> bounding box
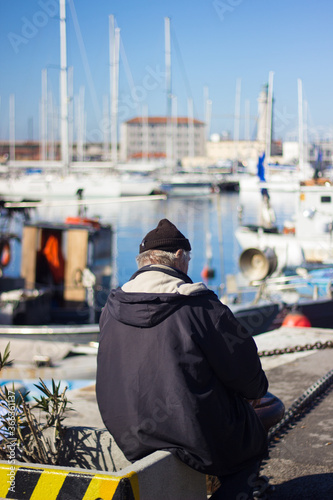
[1,326,333,499]
[255,328,333,500]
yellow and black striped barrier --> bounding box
[0,462,140,500]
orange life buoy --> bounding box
[0,239,11,268]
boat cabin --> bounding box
[0,218,113,325]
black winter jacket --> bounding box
[96,265,268,476]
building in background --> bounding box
[119,116,206,162]
[204,84,283,170]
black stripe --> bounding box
[113,478,135,500]
[6,467,44,499]
[56,471,93,500]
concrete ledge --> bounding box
[0,450,207,500]
[0,461,139,500]
[121,450,207,500]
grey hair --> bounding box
[136,249,191,269]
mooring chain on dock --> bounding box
[258,340,333,357]
[267,368,333,443]
[253,369,333,499]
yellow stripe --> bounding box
[0,462,140,500]
[128,471,140,500]
[82,471,140,500]
[0,463,18,498]
[29,467,67,500]
[81,474,120,500]
[0,463,141,500]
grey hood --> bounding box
[101,265,211,328]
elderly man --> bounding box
[96,219,268,499]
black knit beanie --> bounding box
[139,219,191,254]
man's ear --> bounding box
[175,249,183,258]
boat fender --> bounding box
[282,312,311,328]
[0,239,11,268]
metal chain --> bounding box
[258,340,333,357]
[268,368,333,442]
[254,370,333,499]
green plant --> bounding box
[0,342,12,370]
[0,345,73,465]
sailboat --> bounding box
[0,3,164,203]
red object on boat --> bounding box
[42,234,65,284]
[0,239,11,268]
[65,217,100,229]
[282,312,312,328]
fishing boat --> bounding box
[236,179,333,271]
[227,267,333,336]
[0,211,113,340]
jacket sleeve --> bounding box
[197,304,268,400]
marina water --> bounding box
[26,189,296,293]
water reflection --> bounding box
[29,190,297,290]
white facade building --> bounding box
[120,116,206,162]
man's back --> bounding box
[96,264,268,476]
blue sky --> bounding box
[1,0,333,142]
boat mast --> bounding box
[9,94,15,164]
[68,65,74,164]
[165,17,172,168]
[298,78,304,175]
[204,86,212,142]
[109,15,120,166]
[41,68,48,162]
[245,99,250,141]
[172,95,178,162]
[188,97,194,160]
[59,0,69,173]
[48,89,55,160]
[303,98,308,166]
[76,86,85,161]
[103,95,109,161]
[233,77,241,174]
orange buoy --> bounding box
[201,265,215,280]
[282,312,311,328]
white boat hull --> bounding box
[0,172,164,201]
